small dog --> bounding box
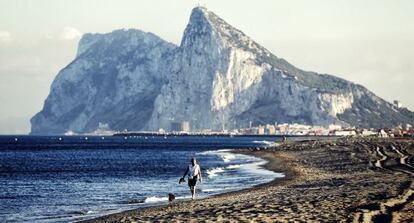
[168,193,175,202]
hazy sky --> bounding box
[0,0,413,134]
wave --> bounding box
[226,164,241,169]
[144,196,168,203]
[196,149,232,155]
[69,210,94,215]
[219,153,236,162]
[253,140,279,147]
[206,167,225,178]
[197,150,237,163]
[143,195,192,204]
[197,149,239,163]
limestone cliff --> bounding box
[31,7,414,134]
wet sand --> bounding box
[82,137,413,223]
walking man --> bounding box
[181,157,202,200]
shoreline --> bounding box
[82,137,414,222]
[79,148,291,223]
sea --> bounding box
[0,135,309,222]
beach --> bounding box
[83,137,413,223]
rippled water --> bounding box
[0,135,286,222]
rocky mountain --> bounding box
[31,7,414,134]
[31,29,176,134]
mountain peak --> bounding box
[191,6,209,14]
[31,7,414,134]
[180,7,212,47]
[187,6,242,37]
[183,7,270,56]
[189,6,213,21]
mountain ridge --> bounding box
[31,7,413,134]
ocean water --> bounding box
[0,135,286,222]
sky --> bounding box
[0,0,413,134]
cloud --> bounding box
[60,27,82,40]
[0,31,12,42]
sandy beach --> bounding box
[82,137,414,223]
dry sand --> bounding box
[82,137,413,223]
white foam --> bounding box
[196,150,213,155]
[206,167,225,178]
[226,164,241,169]
[144,195,191,204]
[220,154,235,162]
[196,148,285,191]
[144,196,168,203]
[253,140,279,147]
[216,149,232,152]
[196,149,239,163]
[196,149,232,156]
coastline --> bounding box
[81,137,414,222]
[78,147,291,223]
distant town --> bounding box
[75,118,414,138]
[59,99,414,138]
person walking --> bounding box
[180,157,202,200]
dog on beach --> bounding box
[168,193,175,203]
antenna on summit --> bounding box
[196,1,206,8]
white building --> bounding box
[333,130,356,136]
[393,100,402,108]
